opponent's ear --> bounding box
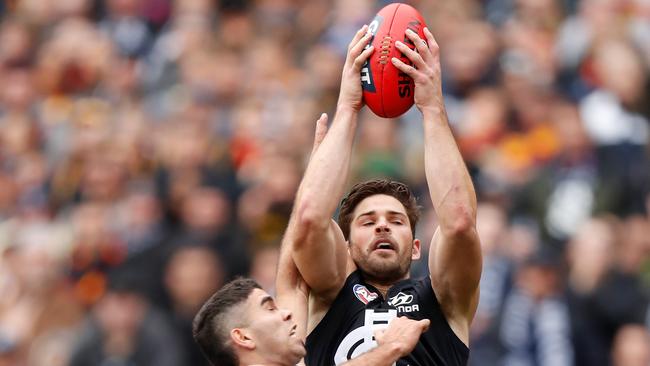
[230,328,255,351]
[411,239,421,260]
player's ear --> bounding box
[411,239,421,260]
[230,328,255,350]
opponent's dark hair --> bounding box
[193,278,261,366]
[338,179,420,240]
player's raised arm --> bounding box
[392,27,482,345]
[292,26,374,302]
[275,112,329,341]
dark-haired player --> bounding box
[192,114,431,366]
[291,25,482,365]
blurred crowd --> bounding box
[0,0,648,365]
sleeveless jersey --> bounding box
[305,271,469,365]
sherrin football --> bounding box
[361,3,427,118]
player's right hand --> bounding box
[337,25,374,113]
[374,317,431,357]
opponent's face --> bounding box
[243,289,305,365]
[349,194,420,284]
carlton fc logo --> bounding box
[353,284,378,305]
[388,292,419,313]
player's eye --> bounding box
[392,220,403,225]
[363,222,375,226]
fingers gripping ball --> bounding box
[361,3,427,118]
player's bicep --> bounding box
[293,218,349,301]
[429,226,482,321]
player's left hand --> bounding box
[391,27,443,114]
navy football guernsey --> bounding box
[305,270,468,365]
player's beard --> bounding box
[351,242,413,286]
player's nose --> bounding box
[375,220,391,233]
[281,308,293,321]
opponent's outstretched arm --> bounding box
[392,28,481,345]
[276,112,330,342]
[292,26,374,302]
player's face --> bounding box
[349,194,420,284]
[244,289,306,365]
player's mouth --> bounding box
[371,237,397,253]
[289,324,297,337]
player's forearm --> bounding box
[341,344,402,366]
[294,107,358,229]
[422,107,477,235]
[276,197,312,339]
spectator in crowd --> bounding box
[566,217,616,366]
[163,245,223,366]
[500,250,573,366]
[68,271,185,366]
[469,202,511,366]
[0,221,82,365]
[612,324,650,366]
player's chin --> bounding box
[367,257,400,273]
[369,251,400,265]
[288,340,307,361]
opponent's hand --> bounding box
[374,317,430,357]
[337,25,375,112]
[391,27,443,114]
[310,113,329,157]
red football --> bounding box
[361,3,427,118]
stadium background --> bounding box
[0,0,649,365]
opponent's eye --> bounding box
[363,221,375,226]
[262,298,278,312]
